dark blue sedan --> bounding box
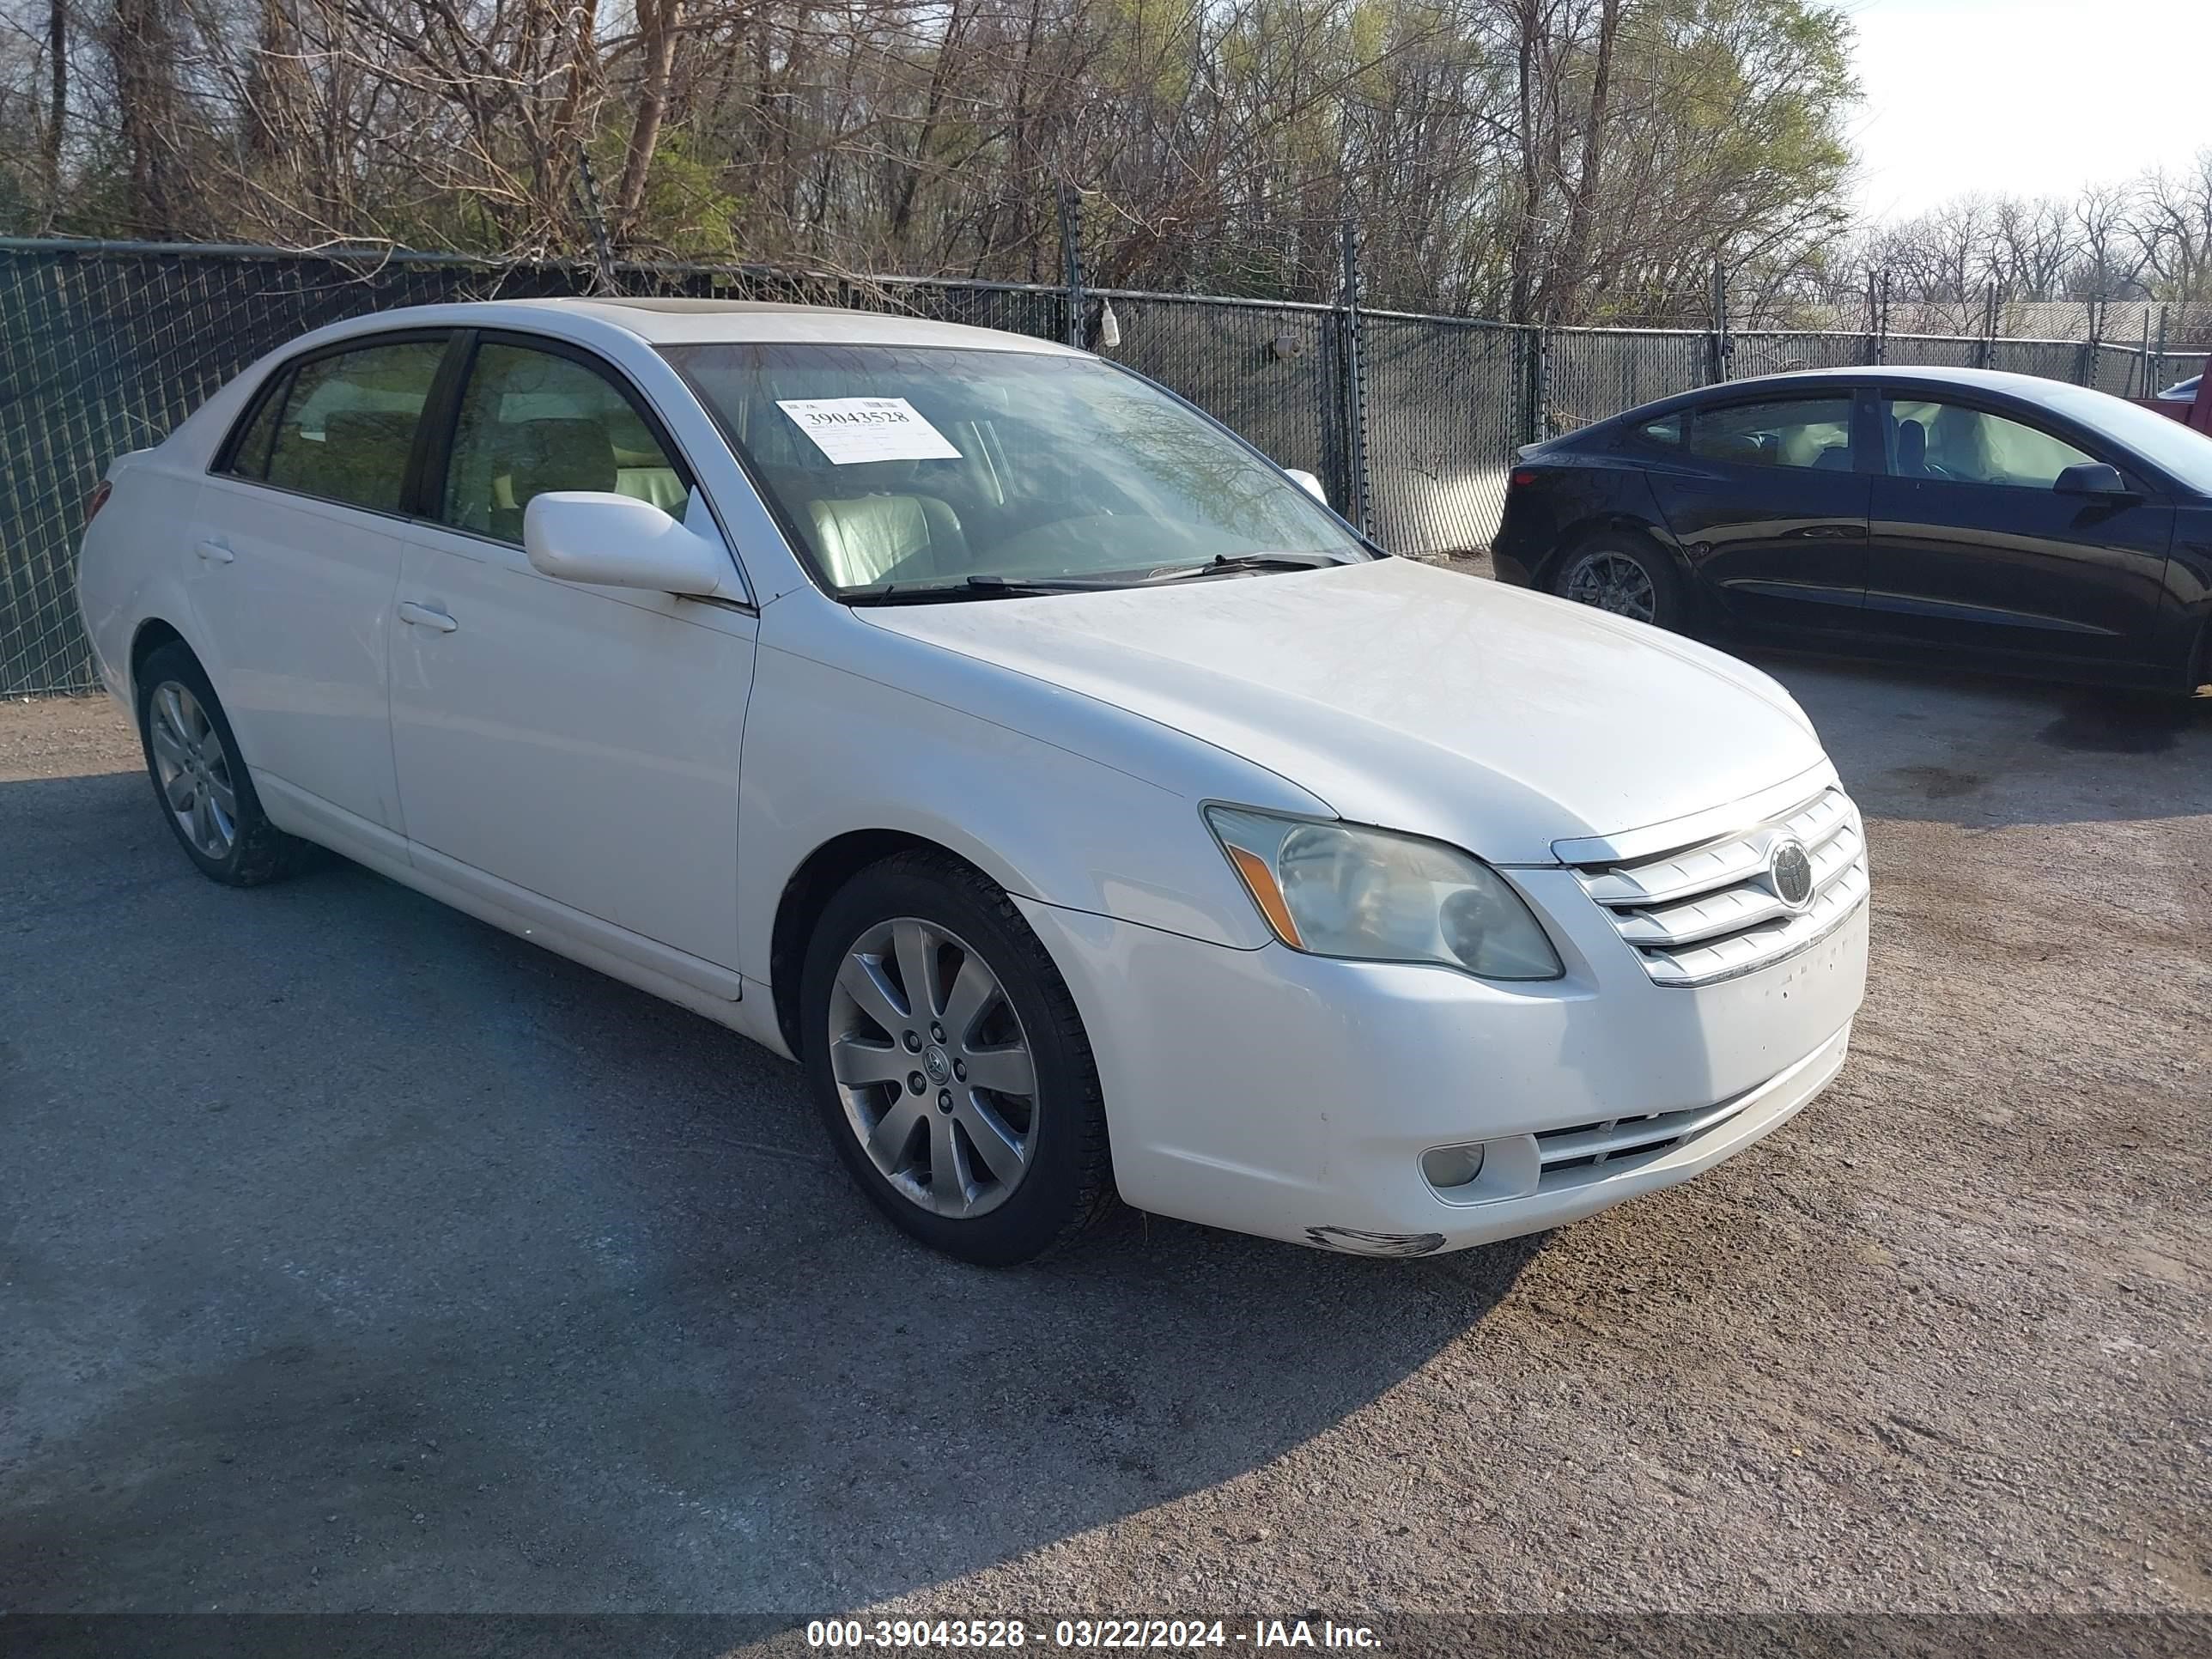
[1492,367,2212,696]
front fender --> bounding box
[733,636,1316,987]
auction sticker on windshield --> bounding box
[778,397,963,465]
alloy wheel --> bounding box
[827,916,1038,1219]
[1562,551,1658,623]
[148,681,238,860]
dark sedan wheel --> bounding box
[1552,538,1681,629]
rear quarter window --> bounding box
[218,370,292,481]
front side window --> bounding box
[438,341,689,543]
[1690,398,1856,471]
[261,337,447,512]
[1885,398,2098,489]
[662,343,1366,596]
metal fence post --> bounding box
[1337,218,1370,536]
[1534,324,1552,442]
[574,143,618,294]
[1976,281,1997,370]
[1513,325,1535,448]
[1057,180,1085,349]
[1705,260,1729,383]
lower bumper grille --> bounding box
[1534,1094,1757,1180]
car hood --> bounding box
[855,557,1827,863]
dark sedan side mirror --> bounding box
[2054,461,2130,497]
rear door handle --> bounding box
[397,601,458,634]
[195,539,234,563]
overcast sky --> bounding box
[1846,0,2212,222]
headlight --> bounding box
[1206,807,1563,981]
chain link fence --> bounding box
[3,240,2209,695]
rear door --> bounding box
[1643,392,1871,635]
[386,331,756,988]
[1864,392,2173,667]
[190,331,450,837]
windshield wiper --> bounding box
[1145,552,1353,580]
[844,556,1350,605]
[843,574,1139,604]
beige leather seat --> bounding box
[807,494,969,587]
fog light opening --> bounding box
[1420,1143,1486,1192]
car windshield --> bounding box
[661,342,1367,598]
[2033,378,2212,495]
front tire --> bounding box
[135,641,314,886]
[1550,535,1684,631]
[799,850,1115,1265]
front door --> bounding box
[386,334,756,983]
[1863,393,2173,667]
[1644,391,1871,635]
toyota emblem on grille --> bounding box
[1769,838,1815,910]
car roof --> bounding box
[1564,364,2136,437]
[1699,364,2078,398]
[468,296,1085,354]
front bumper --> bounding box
[1018,880,1867,1255]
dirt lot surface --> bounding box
[2,632,2207,1621]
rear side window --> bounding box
[1634,413,1682,447]
[258,337,448,514]
[436,341,690,544]
[1690,398,1855,471]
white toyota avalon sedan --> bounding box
[76,299,1869,1265]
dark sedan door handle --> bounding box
[1797,525,1863,540]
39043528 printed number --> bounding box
[804,1619,1235,1649]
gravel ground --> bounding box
[1,629,2206,1623]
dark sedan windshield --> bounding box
[663,342,1365,597]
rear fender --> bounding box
[79,463,227,711]
[1537,490,1698,620]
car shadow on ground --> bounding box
[1739,650,2212,830]
[0,769,1541,1615]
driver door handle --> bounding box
[397,600,458,634]
[194,539,234,563]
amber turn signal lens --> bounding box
[1224,843,1304,949]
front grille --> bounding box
[1571,786,1868,988]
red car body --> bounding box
[2136,356,2212,433]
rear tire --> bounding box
[1549,535,1684,631]
[135,641,316,887]
[799,849,1115,1266]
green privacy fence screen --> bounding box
[3,240,2201,695]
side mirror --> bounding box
[1285,467,1328,505]
[2054,461,2129,497]
[521,491,737,597]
